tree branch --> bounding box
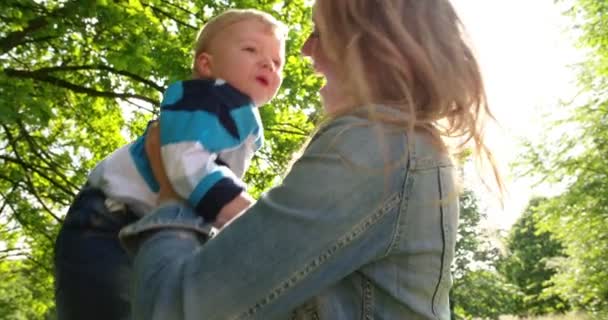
[1,125,77,198]
[0,247,28,254]
[268,122,311,136]
[1,16,48,54]
[0,153,75,200]
[158,0,197,16]
[265,127,310,136]
[143,3,198,30]
[15,35,62,48]
[4,68,158,105]
[0,172,22,189]
[0,1,82,54]
[123,98,156,114]
[32,65,164,92]
[0,252,28,261]
[15,119,78,186]
[1,189,56,245]
[25,254,54,274]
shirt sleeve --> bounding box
[120,117,407,320]
[158,79,261,221]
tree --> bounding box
[450,190,521,320]
[0,259,54,320]
[498,197,569,316]
[452,269,521,320]
[0,0,319,317]
[516,0,608,317]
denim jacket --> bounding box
[120,108,458,320]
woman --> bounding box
[120,0,501,319]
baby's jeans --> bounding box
[54,186,138,320]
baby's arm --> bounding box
[145,120,253,228]
[144,121,182,204]
[215,191,253,228]
[150,80,261,227]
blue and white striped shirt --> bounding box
[88,79,263,221]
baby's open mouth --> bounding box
[256,76,269,86]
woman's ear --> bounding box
[194,52,213,78]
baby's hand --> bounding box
[214,192,254,228]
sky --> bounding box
[451,0,585,229]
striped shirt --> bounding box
[88,79,263,221]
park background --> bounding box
[0,0,606,319]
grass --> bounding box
[499,312,591,320]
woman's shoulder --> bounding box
[306,111,408,168]
[310,106,453,169]
[315,105,400,136]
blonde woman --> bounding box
[121,0,502,319]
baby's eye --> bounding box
[243,46,256,53]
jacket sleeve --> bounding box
[120,118,407,320]
[158,80,260,221]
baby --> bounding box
[87,9,286,227]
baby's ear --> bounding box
[194,52,213,78]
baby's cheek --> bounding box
[274,76,283,90]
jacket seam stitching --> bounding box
[385,138,412,256]
[238,192,401,319]
[362,276,374,320]
[431,168,447,319]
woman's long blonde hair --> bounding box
[315,0,504,195]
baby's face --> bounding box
[204,19,285,106]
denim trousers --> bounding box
[54,186,138,320]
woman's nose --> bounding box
[301,34,314,57]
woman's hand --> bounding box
[144,121,183,204]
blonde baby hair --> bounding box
[192,9,288,78]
